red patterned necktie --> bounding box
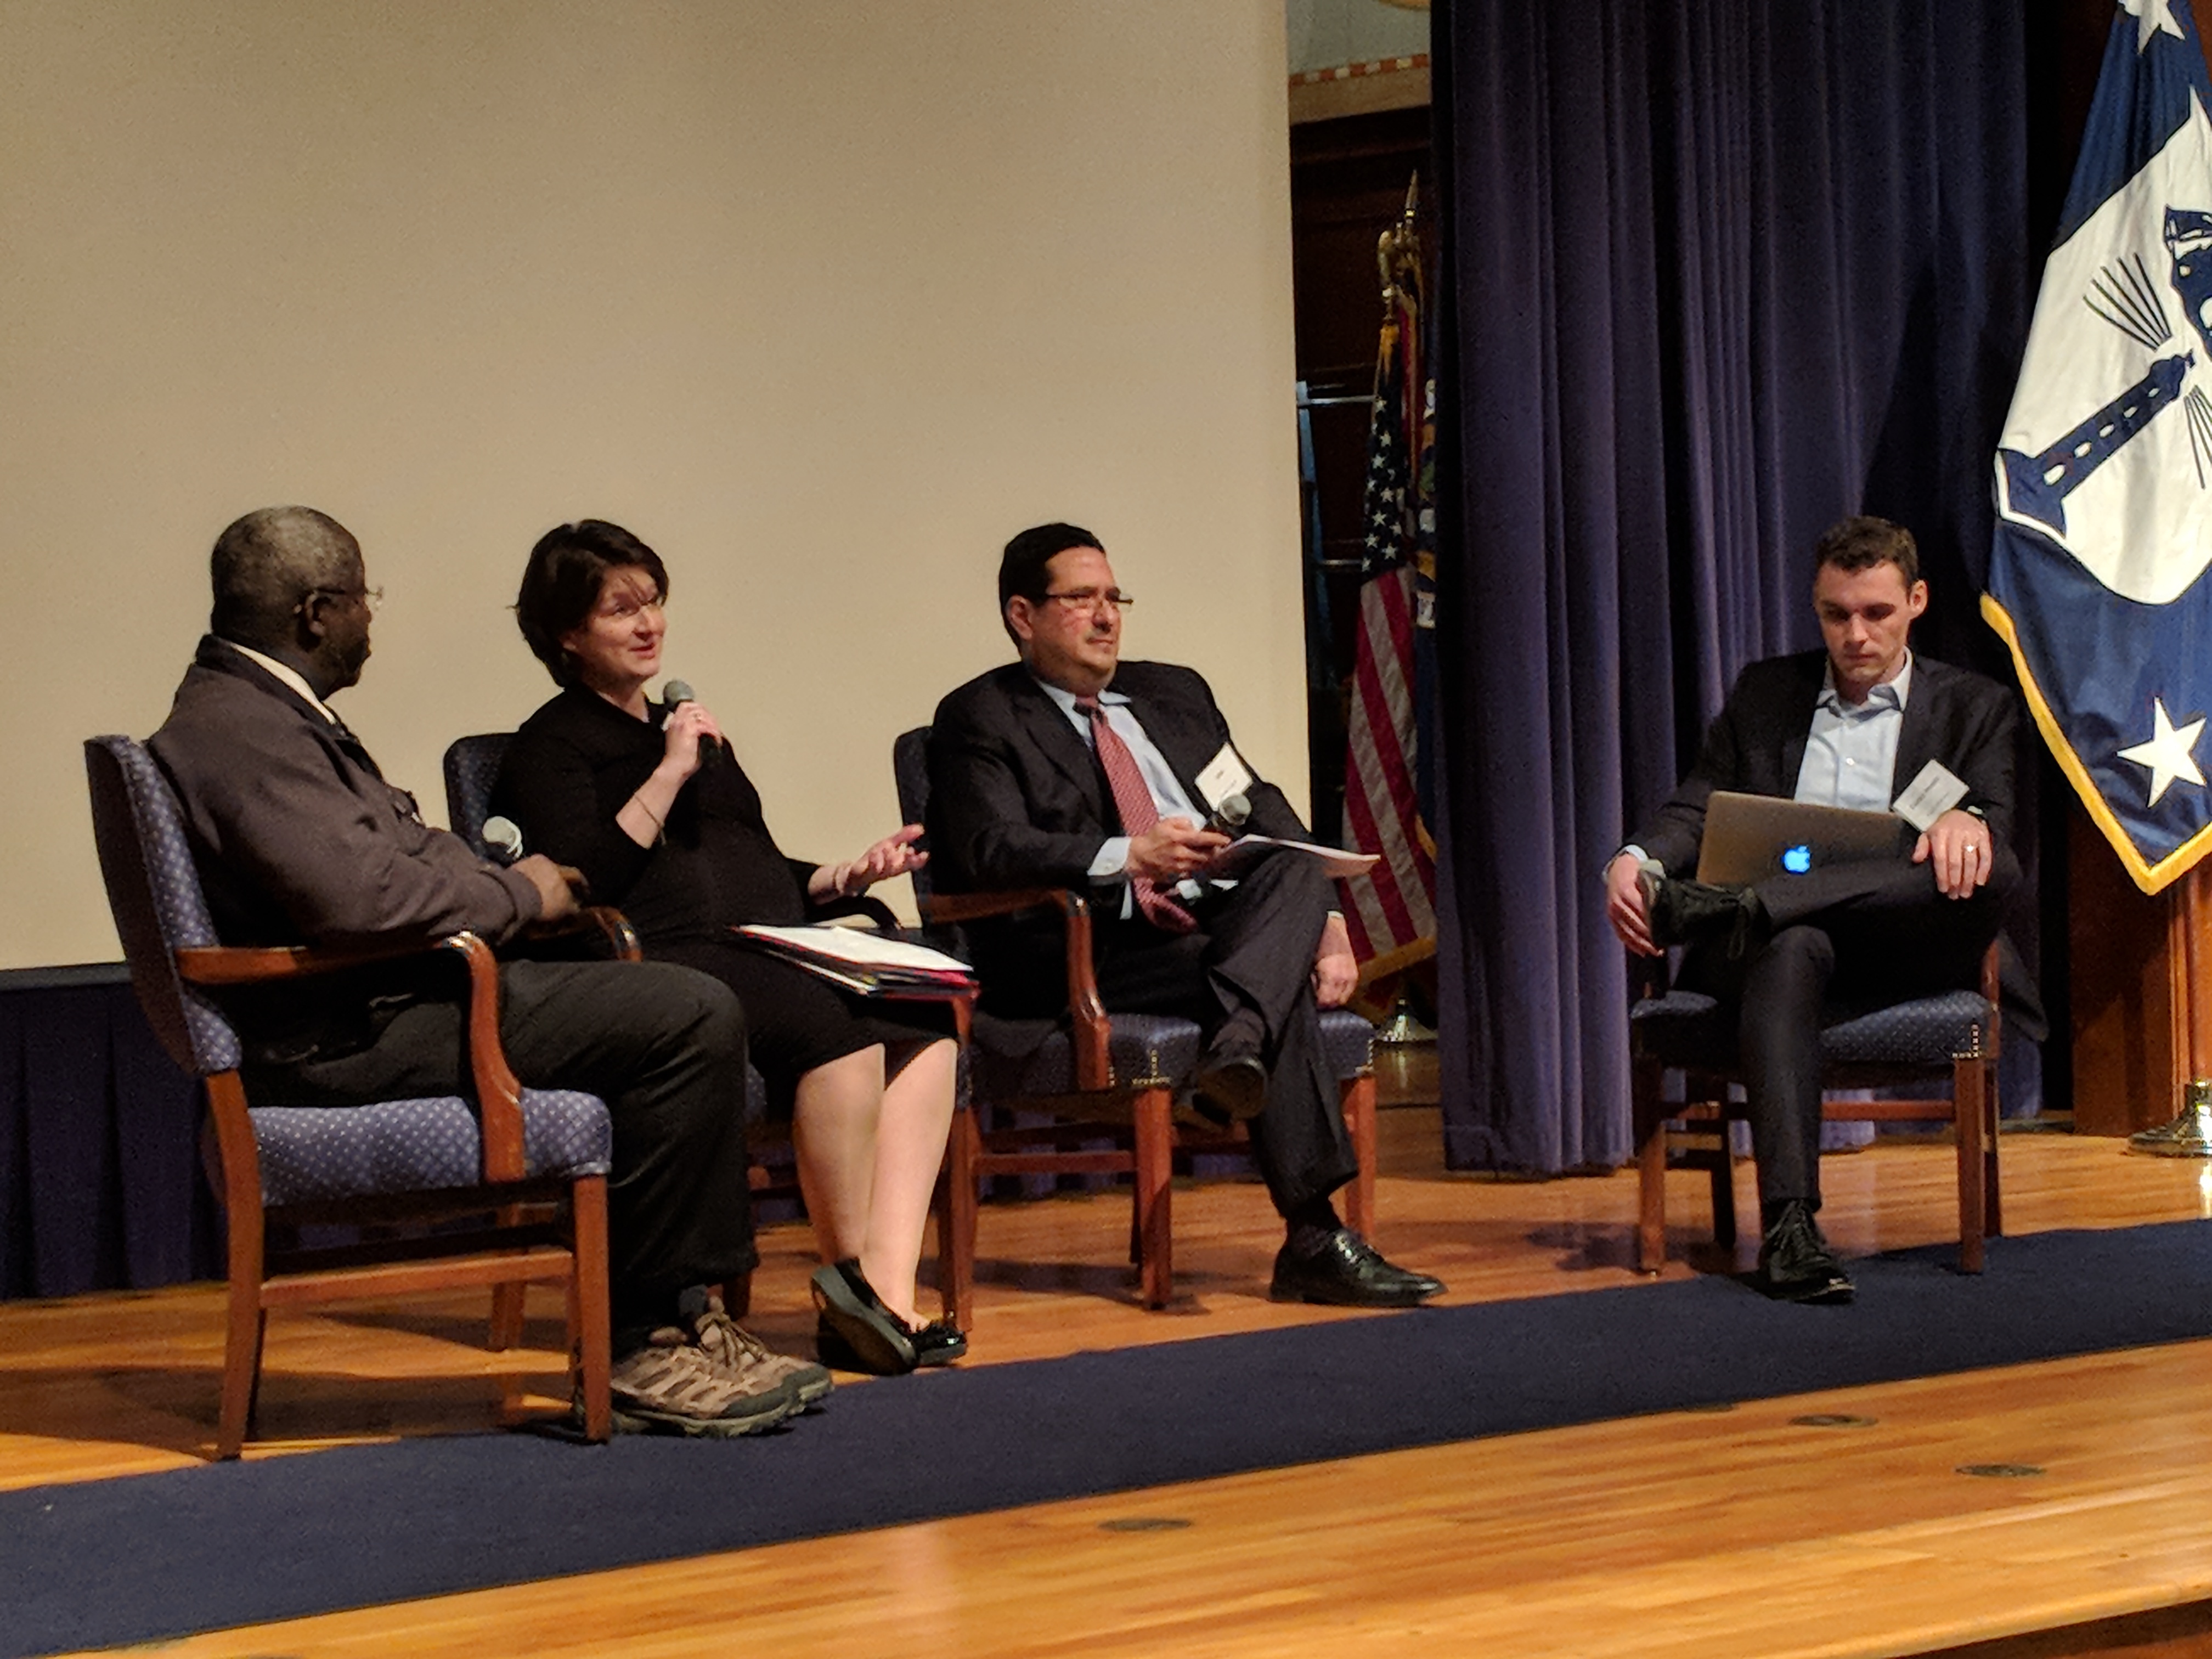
[1076,695,1198,934]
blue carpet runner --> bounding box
[4,1220,2209,1657]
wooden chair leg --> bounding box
[1955,1056,1988,1273]
[217,1203,267,1458]
[489,1201,527,1350]
[1983,1062,2004,1238]
[1338,1071,1378,1243]
[1132,1086,1173,1308]
[1709,1135,1737,1249]
[1633,1057,1667,1274]
[721,1273,753,1319]
[571,1176,612,1442]
[940,1108,980,1330]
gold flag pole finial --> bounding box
[1377,172,1423,314]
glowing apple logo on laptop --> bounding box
[1781,844,1814,874]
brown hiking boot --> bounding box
[696,1299,835,1410]
[608,1326,797,1436]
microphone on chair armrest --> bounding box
[481,815,525,865]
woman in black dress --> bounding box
[493,520,962,1374]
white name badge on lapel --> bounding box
[1194,743,1256,813]
[1892,760,1970,833]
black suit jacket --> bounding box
[1630,649,2019,876]
[926,659,1311,894]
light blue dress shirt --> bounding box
[1615,652,1912,873]
[1792,652,1911,810]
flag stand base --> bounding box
[1375,987,1435,1047]
[2129,1077,2212,1158]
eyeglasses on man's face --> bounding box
[1040,588,1135,614]
[300,585,383,616]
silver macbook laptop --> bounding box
[1695,790,1911,886]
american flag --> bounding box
[1338,290,1438,975]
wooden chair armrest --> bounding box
[518,905,642,963]
[921,887,1110,1089]
[806,892,902,930]
[179,932,529,1184]
[176,935,453,983]
[919,887,1074,924]
[443,932,527,1182]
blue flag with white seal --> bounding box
[1985,0,2212,893]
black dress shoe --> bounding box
[1754,1200,1855,1304]
[809,1261,918,1374]
[1181,1013,1269,1127]
[1269,1229,1444,1307]
[1638,868,1766,958]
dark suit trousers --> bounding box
[1087,853,1360,1219]
[240,959,759,1317]
[1684,851,2018,1211]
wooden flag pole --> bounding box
[2133,861,2212,1155]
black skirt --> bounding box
[653,936,954,1114]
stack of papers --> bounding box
[734,924,978,998]
[1209,835,1379,881]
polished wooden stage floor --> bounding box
[7,1090,2212,1658]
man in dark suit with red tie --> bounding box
[1605,516,2021,1304]
[927,523,1442,1307]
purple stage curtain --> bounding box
[1431,2,2034,1172]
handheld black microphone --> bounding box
[662,678,721,768]
[481,815,525,865]
[1207,792,1251,836]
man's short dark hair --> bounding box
[209,506,360,649]
[515,519,669,686]
[1814,515,1920,588]
[998,523,1104,644]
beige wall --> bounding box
[0,0,1305,969]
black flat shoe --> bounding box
[809,1261,917,1375]
[1268,1230,1443,1308]
[909,1319,968,1366]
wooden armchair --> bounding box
[87,735,616,1457]
[1629,939,2003,1274]
[894,727,1377,1322]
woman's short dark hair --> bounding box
[514,520,669,686]
[1813,515,1920,588]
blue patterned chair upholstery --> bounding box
[86,735,616,1457]
[894,727,1379,1319]
[1629,944,2002,1275]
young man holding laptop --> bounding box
[1604,516,2020,1304]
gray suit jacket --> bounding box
[148,636,541,1059]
